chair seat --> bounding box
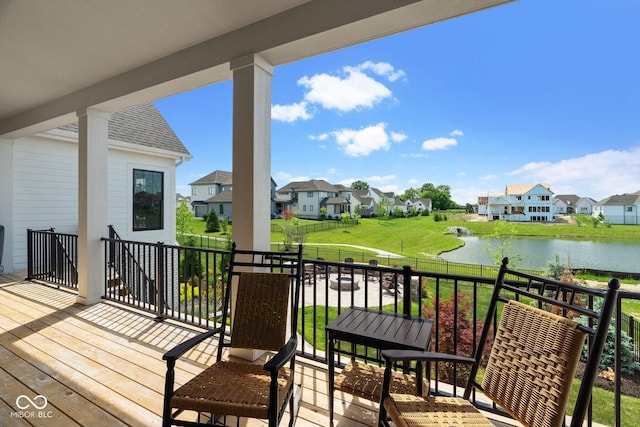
[171,360,293,419]
[383,394,494,427]
[335,361,427,402]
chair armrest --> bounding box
[382,349,476,365]
[163,327,222,362]
[263,337,298,372]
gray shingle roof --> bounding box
[596,191,640,205]
[190,170,233,186]
[277,179,338,193]
[205,191,233,203]
[58,103,190,156]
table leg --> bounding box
[327,333,335,425]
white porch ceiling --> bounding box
[0,0,515,138]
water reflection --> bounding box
[438,236,640,273]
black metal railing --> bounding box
[27,228,78,288]
[25,230,638,426]
[102,235,229,329]
[104,226,160,311]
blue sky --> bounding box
[155,0,640,205]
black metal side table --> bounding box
[326,306,433,424]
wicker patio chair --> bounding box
[378,257,619,427]
[162,243,303,427]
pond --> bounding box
[438,236,640,273]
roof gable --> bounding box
[190,170,232,186]
[59,103,190,156]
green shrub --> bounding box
[206,211,221,232]
[578,301,640,375]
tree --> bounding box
[483,220,522,267]
[423,292,491,386]
[206,210,221,232]
[280,208,305,250]
[176,201,194,242]
[351,180,369,190]
[399,187,419,201]
[320,207,328,220]
[354,204,361,219]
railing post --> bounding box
[156,241,165,319]
[108,225,115,266]
[402,265,413,316]
[27,229,33,279]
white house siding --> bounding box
[12,135,79,270]
[298,191,322,219]
[595,204,640,225]
[575,199,594,215]
[5,132,179,272]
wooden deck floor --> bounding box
[0,273,380,427]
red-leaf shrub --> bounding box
[423,292,492,386]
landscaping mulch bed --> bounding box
[575,362,640,398]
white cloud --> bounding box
[480,174,498,181]
[390,131,407,143]
[451,186,489,205]
[309,133,329,141]
[358,61,407,82]
[506,146,640,201]
[272,102,312,122]
[422,137,458,151]
[366,174,397,182]
[331,123,392,157]
[401,153,426,158]
[408,178,419,184]
[275,172,309,182]
[450,129,464,137]
[298,67,392,112]
[379,184,399,193]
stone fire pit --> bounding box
[330,276,360,291]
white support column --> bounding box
[229,55,273,361]
[76,108,110,305]
[230,54,273,252]
[0,138,14,274]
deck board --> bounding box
[0,276,379,427]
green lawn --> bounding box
[189,213,640,260]
[186,213,640,425]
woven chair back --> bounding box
[482,300,586,427]
[230,272,291,351]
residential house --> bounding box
[0,103,191,274]
[553,194,596,215]
[406,198,432,215]
[190,170,233,217]
[276,179,350,220]
[484,184,554,222]
[476,195,489,215]
[575,197,597,215]
[553,194,580,215]
[593,191,640,225]
[190,170,277,222]
[176,193,191,211]
[351,189,376,217]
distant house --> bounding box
[553,194,596,215]
[176,193,191,211]
[483,184,554,222]
[275,180,399,219]
[0,103,191,274]
[189,170,233,217]
[593,191,640,225]
[276,179,350,220]
[189,170,277,221]
[406,198,432,214]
